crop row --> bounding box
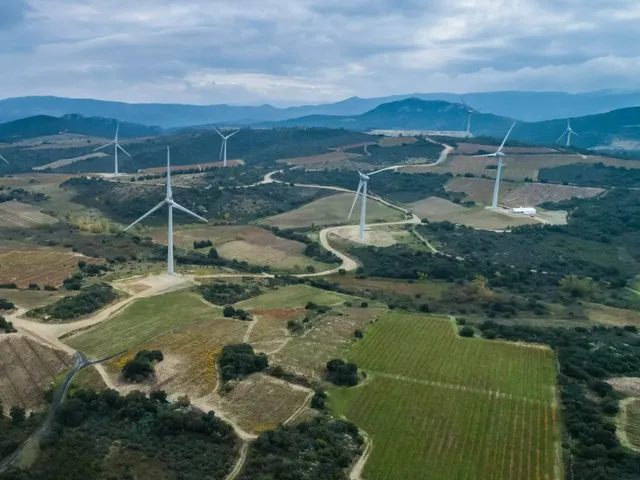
[336,376,560,480]
[349,313,556,402]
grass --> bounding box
[622,398,640,450]
[65,290,222,359]
[234,284,370,310]
[259,192,404,229]
[329,312,561,480]
[0,201,58,228]
[0,250,95,289]
[328,275,449,302]
[0,289,71,309]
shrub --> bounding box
[354,329,364,339]
[0,315,16,333]
[223,306,236,318]
[360,301,369,308]
[44,285,58,291]
[0,299,15,310]
[10,406,26,425]
[121,350,164,383]
[28,283,40,290]
[311,388,327,410]
[459,326,475,337]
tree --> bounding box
[306,265,316,273]
[459,326,474,337]
[150,390,168,403]
[326,359,359,387]
[354,329,364,339]
[338,268,346,276]
[10,406,25,425]
[311,388,327,410]
[223,306,236,318]
[208,247,219,259]
[360,301,368,308]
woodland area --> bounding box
[0,389,238,480]
[345,139,443,165]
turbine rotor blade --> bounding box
[94,142,113,152]
[213,128,224,138]
[226,130,240,139]
[348,181,363,219]
[497,121,517,152]
[369,167,389,175]
[115,122,120,141]
[474,153,497,158]
[123,200,166,231]
[172,202,208,222]
[0,154,8,164]
[117,143,131,157]
[556,131,568,143]
[219,139,224,161]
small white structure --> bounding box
[509,206,537,215]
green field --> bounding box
[623,398,640,449]
[65,290,222,359]
[259,192,404,228]
[330,313,561,480]
[235,284,370,310]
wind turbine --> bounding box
[347,167,388,242]
[461,97,479,136]
[214,128,240,167]
[0,154,9,165]
[557,119,579,147]
[475,121,517,209]
[94,122,131,174]
[124,147,207,275]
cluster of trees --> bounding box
[476,322,640,479]
[193,239,213,249]
[539,162,640,188]
[63,177,331,225]
[28,283,117,320]
[326,359,360,387]
[121,350,164,383]
[0,315,16,333]
[176,249,265,274]
[0,298,15,310]
[310,388,328,410]
[77,260,108,276]
[0,187,48,204]
[0,407,42,461]
[0,388,237,480]
[198,281,262,305]
[238,416,363,480]
[274,168,460,204]
[219,344,268,382]
[222,306,252,321]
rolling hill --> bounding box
[1,89,640,127]
[0,114,162,142]
[262,98,640,150]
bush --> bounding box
[0,315,16,333]
[459,326,475,337]
[122,350,164,383]
[10,406,25,425]
[311,388,327,410]
[360,301,369,308]
[194,240,213,249]
[326,359,359,386]
[223,306,236,318]
[0,299,15,310]
[354,329,364,339]
[602,398,620,415]
[44,285,57,291]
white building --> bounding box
[509,206,537,215]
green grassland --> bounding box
[234,284,375,310]
[65,290,222,359]
[330,312,561,480]
[259,192,404,229]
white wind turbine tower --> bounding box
[475,121,517,209]
[94,122,131,174]
[348,167,388,242]
[214,128,240,167]
[557,119,579,147]
[124,147,207,275]
[461,97,479,136]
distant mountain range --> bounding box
[1,89,640,128]
[0,114,162,143]
[1,99,639,151]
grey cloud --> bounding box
[0,0,639,105]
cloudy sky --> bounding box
[1,0,639,105]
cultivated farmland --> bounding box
[65,290,224,359]
[0,201,58,228]
[260,192,404,229]
[455,143,558,155]
[139,159,243,174]
[407,153,640,181]
[0,335,73,413]
[330,313,561,480]
[408,197,538,230]
[272,307,385,378]
[210,373,311,434]
[153,225,335,272]
[0,250,94,288]
[278,151,361,167]
[446,177,605,206]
